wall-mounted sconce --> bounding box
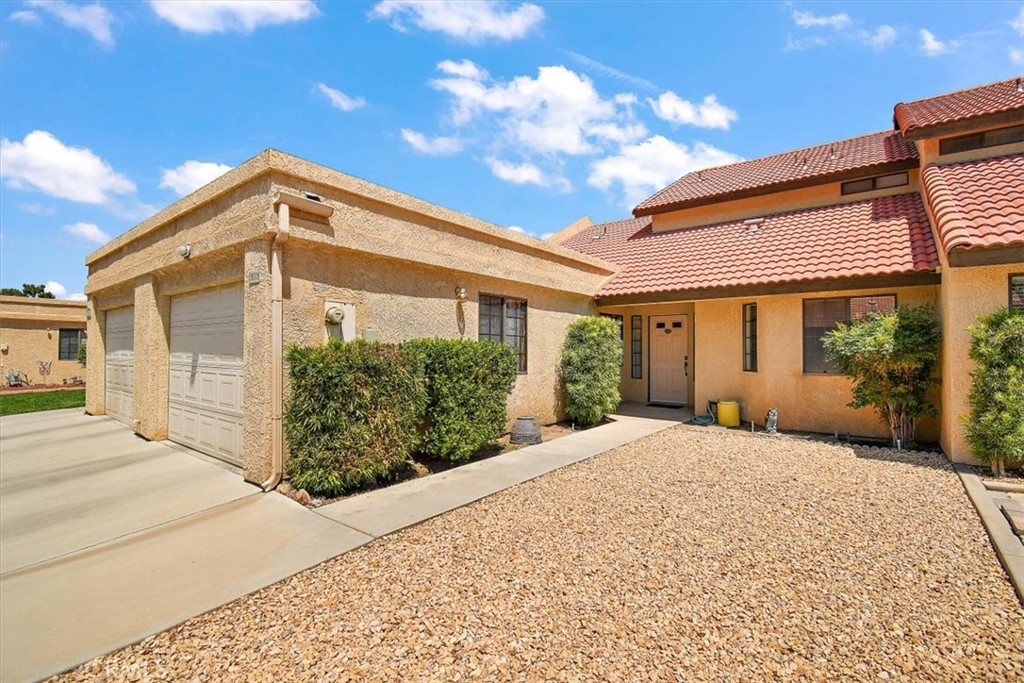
[454,287,468,301]
[176,244,192,259]
[85,308,92,321]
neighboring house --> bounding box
[82,152,614,484]
[554,77,1023,461]
[0,297,87,387]
[83,78,1022,485]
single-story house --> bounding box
[83,153,615,486]
[0,296,87,388]
[83,78,1023,486]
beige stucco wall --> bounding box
[668,285,941,442]
[939,263,1021,462]
[650,170,921,233]
[0,297,87,387]
[284,242,596,426]
[595,302,696,405]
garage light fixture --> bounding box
[454,287,467,301]
[176,244,192,259]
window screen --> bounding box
[840,172,909,195]
[58,329,85,361]
[743,303,758,372]
[630,315,642,379]
[478,294,528,373]
[803,295,895,373]
[1011,275,1024,313]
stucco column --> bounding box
[84,296,105,415]
[242,238,274,484]
[939,264,1019,465]
[132,275,170,439]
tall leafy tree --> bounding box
[0,284,55,298]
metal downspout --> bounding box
[261,201,289,491]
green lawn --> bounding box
[0,389,86,417]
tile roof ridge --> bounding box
[632,129,911,215]
[895,77,1021,108]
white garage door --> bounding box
[104,307,135,426]
[168,284,244,465]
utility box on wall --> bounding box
[324,301,356,341]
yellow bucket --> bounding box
[717,400,740,427]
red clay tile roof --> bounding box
[894,78,1024,139]
[563,194,939,298]
[921,153,1024,254]
[633,130,918,216]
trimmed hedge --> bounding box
[964,307,1024,473]
[284,338,427,496]
[405,338,517,462]
[560,316,623,426]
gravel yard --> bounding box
[54,427,1024,682]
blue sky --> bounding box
[1,0,1022,299]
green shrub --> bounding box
[964,307,1024,475]
[284,338,427,495]
[823,305,940,447]
[76,342,87,368]
[560,316,623,426]
[405,338,517,462]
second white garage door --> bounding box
[168,284,244,465]
[104,307,134,426]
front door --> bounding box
[649,315,688,405]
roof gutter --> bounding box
[262,191,334,492]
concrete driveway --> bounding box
[0,409,371,683]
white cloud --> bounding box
[648,92,738,130]
[9,10,41,23]
[1011,46,1024,65]
[920,29,957,56]
[486,158,571,191]
[431,63,643,155]
[783,35,828,51]
[68,293,87,301]
[159,160,232,196]
[507,225,525,233]
[316,82,366,112]
[149,0,318,34]
[860,25,897,51]
[792,9,850,30]
[25,0,114,46]
[437,59,488,80]
[0,130,135,204]
[564,51,658,92]
[588,135,742,208]
[64,221,111,244]
[370,0,543,43]
[44,280,67,297]
[400,129,463,155]
[1011,7,1024,35]
[17,202,55,216]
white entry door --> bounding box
[168,284,244,465]
[649,315,688,405]
[104,307,135,425]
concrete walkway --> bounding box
[1,407,678,683]
[315,412,678,537]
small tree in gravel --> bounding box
[560,316,623,426]
[823,305,940,448]
[964,307,1024,476]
